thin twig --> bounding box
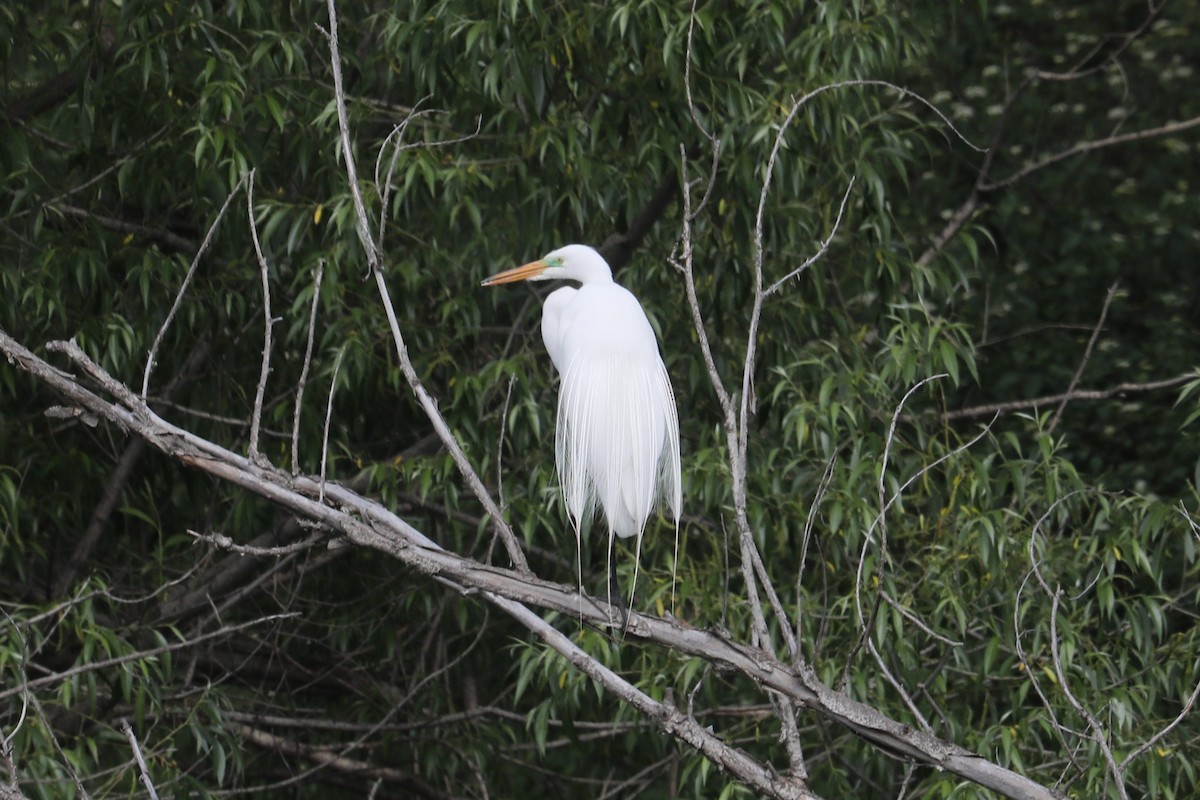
[682,0,720,218]
[53,204,195,252]
[0,613,296,702]
[120,719,161,800]
[981,115,1200,191]
[226,723,445,797]
[735,78,978,658]
[246,169,275,461]
[941,373,1194,421]
[850,375,949,674]
[1030,1,1162,82]
[794,453,837,662]
[188,528,325,556]
[848,379,994,735]
[28,124,171,219]
[26,692,91,799]
[1047,284,1118,434]
[673,144,732,422]
[1016,493,1093,769]
[880,590,963,646]
[0,609,31,789]
[1118,506,1200,769]
[1049,591,1128,799]
[375,102,481,253]
[764,177,857,297]
[320,347,346,505]
[292,260,325,474]
[142,174,247,398]
[496,376,515,513]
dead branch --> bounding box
[292,260,325,475]
[1047,284,1118,433]
[120,719,160,800]
[0,325,1065,800]
[941,373,1194,422]
[320,0,529,574]
[54,331,212,597]
[246,170,275,462]
[142,175,247,398]
[980,115,1200,192]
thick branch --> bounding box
[0,326,1063,800]
[54,331,212,597]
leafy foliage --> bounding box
[1,0,1198,798]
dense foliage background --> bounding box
[2,0,1198,797]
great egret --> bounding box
[482,244,681,616]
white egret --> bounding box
[482,244,681,617]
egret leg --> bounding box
[607,538,629,634]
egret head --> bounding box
[481,244,613,287]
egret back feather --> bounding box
[482,244,681,618]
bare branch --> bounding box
[321,0,529,573]
[1048,284,1118,433]
[142,173,247,398]
[1049,591,1128,799]
[52,203,195,252]
[320,347,346,505]
[230,723,447,799]
[915,194,982,269]
[120,719,160,800]
[981,115,1200,192]
[764,176,857,297]
[29,124,171,218]
[292,260,325,475]
[1029,0,1163,82]
[0,610,298,703]
[246,169,274,462]
[941,373,1195,422]
[0,325,1065,800]
[188,528,325,556]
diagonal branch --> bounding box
[54,331,212,597]
[980,115,1200,192]
[1047,284,1118,433]
[0,325,1064,800]
[321,0,528,573]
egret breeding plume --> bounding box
[482,244,681,616]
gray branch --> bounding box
[0,325,1064,800]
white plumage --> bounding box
[483,244,681,606]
